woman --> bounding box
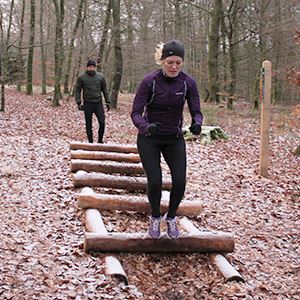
[131,40,203,239]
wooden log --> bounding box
[71,159,145,174]
[85,209,107,233]
[73,171,172,191]
[70,141,138,153]
[85,209,128,284]
[105,256,128,285]
[70,150,141,163]
[209,254,244,282]
[78,188,202,216]
[84,232,235,253]
[179,217,243,282]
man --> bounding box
[75,59,110,143]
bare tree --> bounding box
[110,0,123,108]
[52,0,64,106]
[26,0,36,95]
[97,0,112,73]
[208,0,221,103]
[63,0,84,95]
[16,0,25,92]
[0,0,15,111]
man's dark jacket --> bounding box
[75,71,110,105]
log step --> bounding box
[71,159,145,174]
[70,150,141,163]
[70,141,138,153]
[73,171,172,191]
[84,232,235,253]
[78,187,202,216]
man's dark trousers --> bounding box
[84,101,105,143]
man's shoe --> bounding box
[165,216,180,239]
[148,216,161,239]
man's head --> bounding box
[86,59,96,75]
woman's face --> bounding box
[161,56,183,77]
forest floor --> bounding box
[0,88,299,300]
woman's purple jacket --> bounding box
[131,69,203,136]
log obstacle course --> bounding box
[70,141,242,283]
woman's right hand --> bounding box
[147,122,160,136]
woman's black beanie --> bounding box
[161,40,184,60]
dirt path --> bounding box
[0,90,299,299]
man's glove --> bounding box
[77,103,84,111]
[189,123,201,135]
[106,104,110,112]
[147,122,160,136]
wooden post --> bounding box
[259,60,272,178]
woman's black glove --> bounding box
[189,123,201,135]
[148,122,160,136]
[106,104,110,112]
[77,103,84,111]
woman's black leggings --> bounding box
[137,135,186,218]
[84,101,105,143]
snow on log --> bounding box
[84,231,235,253]
[73,171,172,191]
[70,150,141,163]
[78,188,202,216]
[70,141,138,153]
[71,159,145,174]
[179,217,243,282]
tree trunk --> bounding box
[124,0,135,92]
[208,0,222,104]
[63,0,84,95]
[52,0,64,106]
[174,0,182,39]
[16,0,25,92]
[226,1,239,110]
[26,0,36,95]
[97,0,112,72]
[70,0,87,97]
[0,0,15,111]
[39,0,47,94]
[110,0,123,108]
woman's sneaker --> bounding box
[148,216,161,239]
[166,216,180,239]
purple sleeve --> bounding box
[131,79,150,135]
[186,79,203,125]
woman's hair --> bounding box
[154,42,164,65]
